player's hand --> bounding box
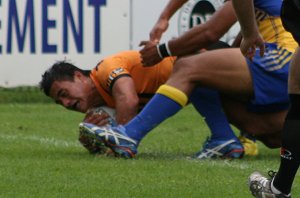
[149,18,169,43]
[139,40,162,66]
[83,111,110,126]
[240,33,265,60]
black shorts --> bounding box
[281,0,300,45]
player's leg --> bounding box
[269,1,300,196]
[183,42,247,158]
[190,42,240,143]
[248,67,299,197]
[222,97,287,148]
[190,88,237,141]
[189,88,244,159]
[124,48,251,143]
[272,47,300,196]
[167,49,254,158]
[167,48,253,95]
[275,5,300,194]
[248,1,300,197]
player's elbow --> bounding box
[124,96,139,110]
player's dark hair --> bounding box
[39,61,90,96]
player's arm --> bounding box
[111,76,139,124]
[169,1,236,56]
[149,0,188,42]
[140,1,237,66]
[231,0,265,58]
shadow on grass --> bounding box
[40,148,281,162]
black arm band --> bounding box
[158,43,171,58]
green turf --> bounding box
[0,86,51,103]
[0,103,299,198]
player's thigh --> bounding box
[222,97,286,136]
[168,48,253,94]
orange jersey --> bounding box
[90,51,175,108]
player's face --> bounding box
[49,74,93,113]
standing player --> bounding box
[232,0,300,197]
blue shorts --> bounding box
[247,43,293,113]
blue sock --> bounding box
[125,94,182,142]
[124,85,188,142]
[190,88,237,141]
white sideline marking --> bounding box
[188,158,251,170]
[0,134,81,148]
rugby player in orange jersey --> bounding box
[40,51,175,125]
[40,50,174,153]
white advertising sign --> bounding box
[0,0,130,86]
[178,0,240,45]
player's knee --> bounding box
[173,57,193,74]
[172,59,197,84]
[172,58,188,76]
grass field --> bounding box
[0,90,299,197]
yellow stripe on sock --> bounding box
[156,85,188,107]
